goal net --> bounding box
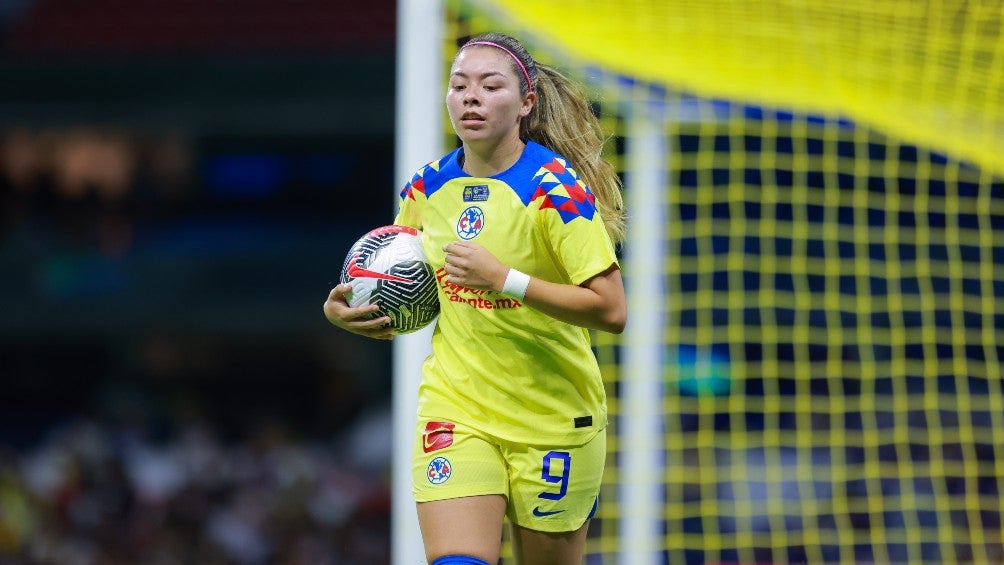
[398,1,1004,563]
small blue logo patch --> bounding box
[456,206,484,240]
[463,185,489,202]
[427,456,452,485]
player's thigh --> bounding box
[412,418,510,561]
[417,494,508,563]
[510,520,590,565]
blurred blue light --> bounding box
[204,154,289,198]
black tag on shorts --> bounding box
[574,415,593,428]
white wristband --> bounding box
[501,268,531,301]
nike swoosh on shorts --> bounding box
[532,507,565,517]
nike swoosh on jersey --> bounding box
[346,253,411,283]
[532,507,565,517]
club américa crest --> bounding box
[456,206,484,240]
[427,456,452,485]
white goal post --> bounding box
[393,0,443,563]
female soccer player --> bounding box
[324,32,627,565]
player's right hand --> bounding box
[323,283,395,340]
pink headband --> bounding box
[463,41,534,94]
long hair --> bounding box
[457,32,627,246]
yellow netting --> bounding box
[481,0,1004,177]
[442,1,1004,563]
[658,114,1004,564]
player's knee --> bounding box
[431,555,491,565]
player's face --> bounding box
[446,47,533,148]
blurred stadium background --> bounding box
[2,0,1003,564]
[1,0,396,563]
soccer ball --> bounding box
[339,225,440,335]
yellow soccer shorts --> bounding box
[412,417,605,533]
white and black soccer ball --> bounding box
[339,225,440,335]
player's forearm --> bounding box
[520,271,627,334]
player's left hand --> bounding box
[442,241,509,292]
[323,283,395,340]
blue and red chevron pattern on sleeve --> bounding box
[400,154,458,201]
[400,166,428,200]
[529,158,598,223]
[400,159,443,200]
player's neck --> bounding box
[461,137,525,178]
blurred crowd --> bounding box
[0,2,400,563]
[0,123,397,565]
[0,406,392,564]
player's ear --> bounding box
[520,92,536,117]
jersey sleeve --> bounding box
[534,159,619,285]
[393,167,428,229]
[546,207,618,285]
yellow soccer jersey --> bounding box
[395,141,618,445]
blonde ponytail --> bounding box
[522,64,626,246]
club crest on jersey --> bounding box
[427,456,452,485]
[456,206,484,240]
[463,185,489,202]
